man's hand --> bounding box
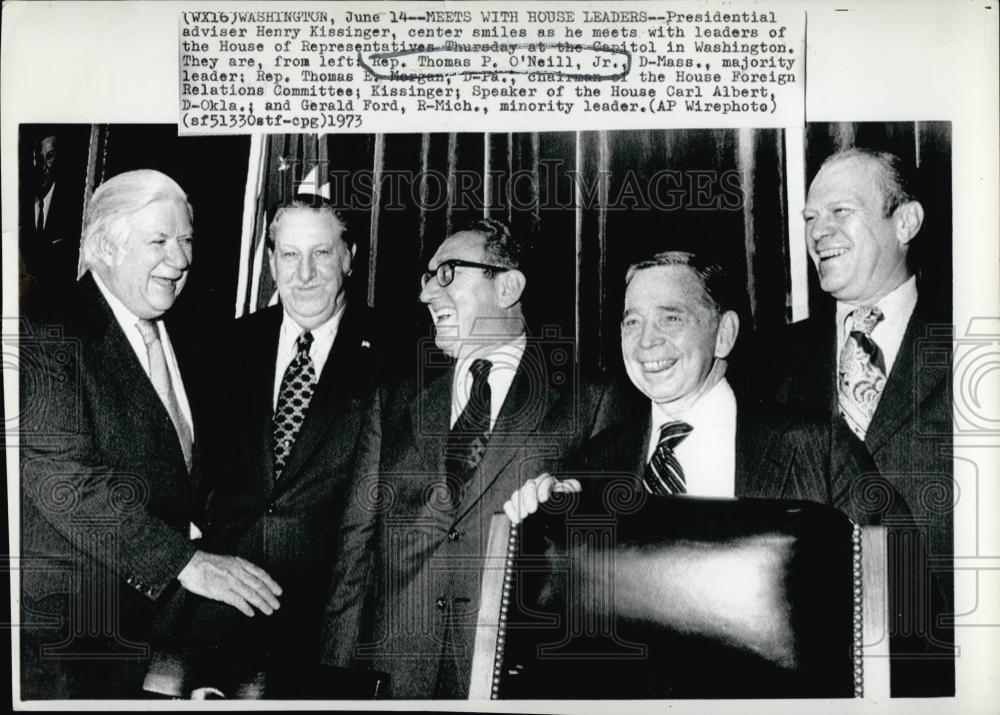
[178,551,283,617]
[503,473,582,525]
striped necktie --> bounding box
[643,420,693,496]
[838,306,887,440]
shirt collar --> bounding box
[279,302,346,345]
[454,332,527,387]
[651,376,736,435]
[836,275,918,330]
[92,271,147,332]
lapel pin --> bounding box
[361,340,371,349]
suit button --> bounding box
[447,529,461,542]
[435,596,447,611]
[266,505,276,516]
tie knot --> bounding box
[657,420,692,450]
[135,319,159,347]
[850,306,883,335]
[296,331,314,355]
[470,358,492,384]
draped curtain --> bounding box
[236,129,793,381]
[52,122,948,380]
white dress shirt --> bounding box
[34,183,55,232]
[646,377,738,498]
[92,272,194,435]
[272,304,346,409]
[836,275,918,377]
[450,333,527,431]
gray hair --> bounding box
[624,250,740,316]
[267,197,348,250]
[79,169,191,272]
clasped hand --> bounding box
[178,551,283,617]
[503,473,582,525]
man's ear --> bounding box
[268,247,277,281]
[95,232,119,267]
[714,310,740,359]
[494,269,526,309]
[893,200,924,246]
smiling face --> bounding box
[621,264,738,411]
[419,231,506,359]
[269,208,353,331]
[803,156,914,305]
[96,198,193,319]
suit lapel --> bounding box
[734,404,791,499]
[247,309,282,490]
[404,369,452,523]
[274,305,370,488]
[454,342,555,520]
[82,277,188,473]
[734,405,755,496]
[865,299,948,455]
[785,305,839,412]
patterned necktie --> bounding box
[273,331,316,478]
[838,306,887,440]
[643,420,693,496]
[445,359,493,498]
[135,319,193,471]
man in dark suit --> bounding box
[19,127,83,317]
[185,197,380,694]
[19,169,282,699]
[506,250,884,525]
[321,218,616,699]
[777,148,953,695]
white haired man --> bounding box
[19,169,281,699]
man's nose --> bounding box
[297,253,315,282]
[809,214,834,242]
[639,320,662,349]
[165,238,191,270]
[419,275,438,303]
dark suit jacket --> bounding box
[581,393,887,525]
[186,303,381,688]
[321,340,620,699]
[19,182,84,318]
[19,275,205,698]
[774,291,954,696]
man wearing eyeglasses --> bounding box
[321,218,617,699]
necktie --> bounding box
[135,319,193,471]
[643,420,693,496]
[838,306,887,440]
[445,359,493,501]
[273,331,316,478]
[36,197,45,232]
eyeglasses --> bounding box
[420,259,507,289]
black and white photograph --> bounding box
[2,1,997,711]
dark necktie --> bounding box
[838,306,887,440]
[643,420,693,496]
[445,359,493,496]
[135,319,193,471]
[36,197,45,232]
[273,331,316,478]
